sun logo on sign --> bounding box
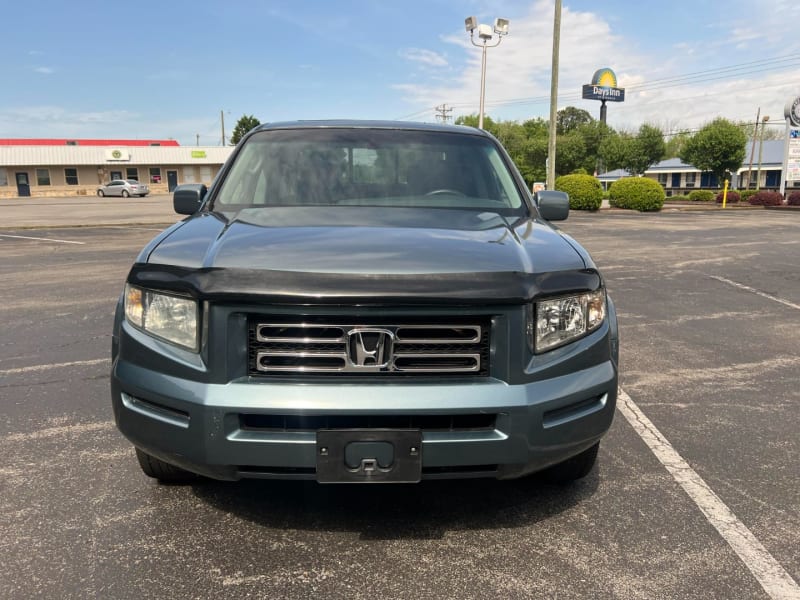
[112,150,122,159]
[591,68,618,88]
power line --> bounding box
[394,53,800,118]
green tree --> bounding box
[454,114,497,132]
[664,130,692,159]
[599,124,665,176]
[574,120,613,174]
[522,117,548,139]
[556,106,593,135]
[736,120,783,142]
[628,124,666,175]
[555,133,588,176]
[680,118,747,184]
[230,114,262,145]
[521,136,548,184]
[599,131,633,172]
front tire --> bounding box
[97,190,104,197]
[540,442,599,484]
[135,448,197,483]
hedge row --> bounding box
[740,189,759,202]
[715,191,740,204]
[787,191,800,206]
[608,177,665,212]
[748,191,784,206]
[554,174,603,211]
[688,190,715,202]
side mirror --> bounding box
[173,184,208,215]
[535,190,569,221]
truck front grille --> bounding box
[248,317,490,377]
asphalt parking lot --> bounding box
[1,199,798,599]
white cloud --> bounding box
[391,0,800,130]
[393,0,645,118]
[0,106,137,137]
[33,67,54,75]
[399,48,448,68]
[0,105,224,146]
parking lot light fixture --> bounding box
[465,16,509,129]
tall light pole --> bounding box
[465,16,509,129]
[756,115,770,190]
[547,0,562,190]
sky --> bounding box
[2,0,800,146]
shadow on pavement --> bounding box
[190,468,600,540]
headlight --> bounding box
[529,289,606,353]
[124,284,199,351]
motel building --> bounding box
[598,139,792,195]
[0,138,235,198]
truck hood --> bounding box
[147,207,584,275]
[135,207,598,304]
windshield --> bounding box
[212,128,527,213]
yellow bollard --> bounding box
[722,179,729,209]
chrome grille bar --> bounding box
[251,320,487,375]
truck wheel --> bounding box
[540,442,599,484]
[135,448,197,483]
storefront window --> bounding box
[149,167,162,184]
[36,168,51,186]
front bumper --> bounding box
[111,358,616,481]
[111,296,618,481]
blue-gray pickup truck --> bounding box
[111,121,618,485]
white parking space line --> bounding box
[707,275,800,311]
[105,226,166,232]
[0,233,85,245]
[0,358,109,376]
[618,389,800,600]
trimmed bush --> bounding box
[554,174,603,211]
[740,189,759,203]
[608,177,665,212]
[715,190,740,204]
[688,190,715,202]
[748,191,784,206]
[787,191,800,206]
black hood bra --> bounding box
[128,263,602,306]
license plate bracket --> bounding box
[316,429,422,484]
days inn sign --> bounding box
[582,68,625,102]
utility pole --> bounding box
[196,134,200,147]
[220,110,226,146]
[435,104,453,123]
[746,107,760,189]
[756,115,770,190]
[546,0,562,190]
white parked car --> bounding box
[97,179,149,198]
